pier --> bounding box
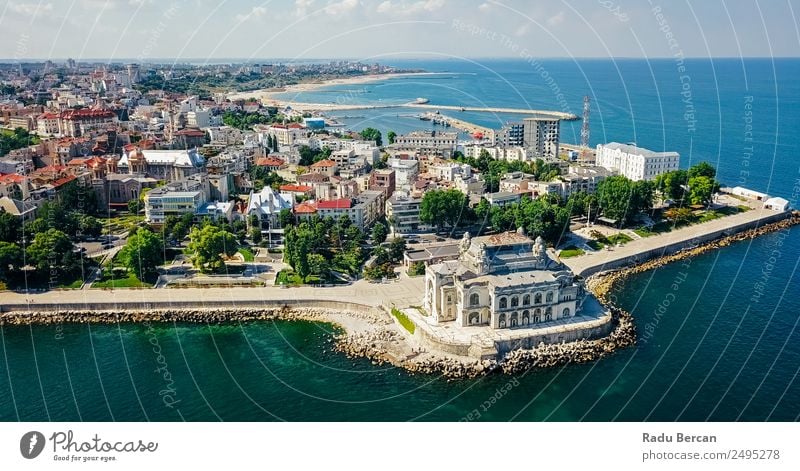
[418,111,495,138]
[262,98,578,121]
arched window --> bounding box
[523,294,530,305]
[546,291,554,303]
[545,307,552,321]
[470,293,480,306]
[522,310,530,325]
[510,312,518,327]
[499,297,507,309]
[562,307,570,318]
[498,313,506,328]
[534,292,542,304]
[469,312,480,325]
[510,296,519,307]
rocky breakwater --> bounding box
[498,307,636,374]
[0,306,387,329]
[334,328,498,379]
[588,210,800,301]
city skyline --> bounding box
[0,0,798,61]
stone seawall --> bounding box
[572,209,792,278]
[587,211,800,302]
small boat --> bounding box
[415,97,429,104]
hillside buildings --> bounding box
[595,142,680,181]
[424,231,585,329]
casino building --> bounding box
[423,230,584,329]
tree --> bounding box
[78,215,102,239]
[118,228,163,280]
[307,253,329,277]
[388,236,406,261]
[187,225,238,273]
[420,189,468,230]
[664,207,693,224]
[387,130,397,145]
[688,161,716,180]
[371,221,388,244]
[0,241,23,281]
[654,169,689,202]
[596,176,654,225]
[26,229,81,280]
[279,208,294,228]
[687,175,717,205]
[0,212,20,243]
[359,127,382,146]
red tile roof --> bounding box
[0,173,26,184]
[294,201,318,214]
[279,184,312,193]
[255,157,286,167]
[316,198,352,210]
[61,109,116,120]
[311,159,335,168]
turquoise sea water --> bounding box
[2,59,800,421]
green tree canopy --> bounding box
[371,221,388,244]
[387,130,396,144]
[26,228,81,280]
[359,127,382,146]
[688,161,716,180]
[118,228,163,280]
[0,241,23,281]
[596,176,654,225]
[420,189,468,230]
[187,225,238,273]
[687,175,718,205]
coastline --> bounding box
[228,71,450,103]
[3,212,797,379]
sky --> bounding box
[0,0,798,61]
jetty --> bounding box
[262,98,577,121]
[418,111,495,138]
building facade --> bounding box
[424,231,584,329]
[523,116,560,160]
[595,142,680,181]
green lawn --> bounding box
[606,233,633,245]
[559,246,585,258]
[634,227,656,237]
[92,270,151,288]
[238,247,255,262]
[586,240,604,250]
[99,215,144,233]
[391,308,416,334]
[58,279,85,289]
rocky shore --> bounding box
[0,306,388,330]
[587,210,800,301]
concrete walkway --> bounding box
[560,204,789,277]
[1,276,426,312]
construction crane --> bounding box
[580,95,590,160]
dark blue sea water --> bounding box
[2,59,800,421]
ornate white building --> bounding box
[424,231,584,329]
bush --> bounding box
[407,262,426,276]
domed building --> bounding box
[424,230,585,329]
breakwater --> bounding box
[587,211,800,301]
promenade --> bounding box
[561,202,791,277]
[0,275,425,312]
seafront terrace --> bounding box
[561,197,791,277]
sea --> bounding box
[2,58,800,421]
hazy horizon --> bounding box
[0,0,797,61]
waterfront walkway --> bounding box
[561,200,790,277]
[0,276,425,312]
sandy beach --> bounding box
[227,71,451,105]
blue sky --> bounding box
[0,0,798,61]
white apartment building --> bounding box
[595,142,680,181]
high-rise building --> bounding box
[522,116,560,160]
[126,63,141,84]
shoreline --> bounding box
[2,212,798,379]
[228,71,451,103]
